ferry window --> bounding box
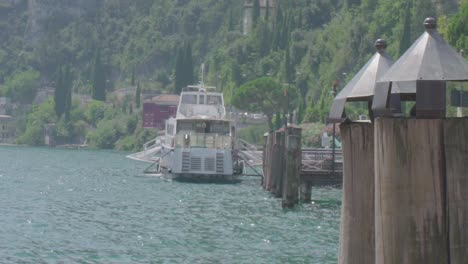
[181,94,197,104]
[209,123,230,134]
[207,95,221,105]
[177,122,194,132]
[199,95,205,104]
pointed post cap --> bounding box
[375,39,387,52]
[424,17,437,30]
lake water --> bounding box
[0,146,341,263]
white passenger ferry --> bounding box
[128,82,243,182]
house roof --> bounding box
[329,39,405,122]
[244,0,276,8]
[151,94,179,105]
[379,18,468,82]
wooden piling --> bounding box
[299,181,312,203]
[338,122,375,264]
[262,133,268,187]
[374,118,447,264]
[263,133,273,189]
[282,126,302,209]
[444,118,468,263]
[270,131,283,194]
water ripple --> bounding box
[0,146,341,263]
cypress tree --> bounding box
[231,62,242,86]
[252,0,260,30]
[184,42,194,86]
[174,46,184,94]
[174,42,194,94]
[63,65,72,120]
[399,2,412,57]
[228,9,234,31]
[54,65,65,117]
[131,68,135,86]
[275,112,282,129]
[272,6,284,50]
[284,48,292,84]
[265,0,270,21]
[297,100,305,124]
[92,48,106,101]
[135,81,141,108]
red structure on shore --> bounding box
[143,94,179,129]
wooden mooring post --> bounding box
[282,126,302,209]
[271,130,285,197]
[262,133,273,189]
[374,118,468,264]
[444,119,468,262]
[299,181,312,203]
[338,122,374,264]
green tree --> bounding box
[131,68,136,86]
[85,100,109,126]
[174,42,194,94]
[252,0,260,30]
[228,9,235,31]
[135,81,141,108]
[399,2,412,57]
[174,46,185,94]
[54,66,66,116]
[265,0,270,21]
[92,48,106,101]
[232,77,296,131]
[184,42,194,86]
[17,99,56,145]
[283,48,293,84]
[5,70,40,104]
[446,1,468,53]
[63,65,73,120]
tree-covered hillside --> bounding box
[0,0,466,147]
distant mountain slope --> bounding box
[0,0,462,121]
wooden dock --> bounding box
[238,141,343,186]
[239,128,343,208]
[300,148,343,186]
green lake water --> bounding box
[0,146,341,263]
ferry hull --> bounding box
[160,147,240,182]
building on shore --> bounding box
[0,115,15,144]
[243,0,276,35]
[0,97,13,115]
[143,94,179,129]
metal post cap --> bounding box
[424,17,437,30]
[375,39,387,51]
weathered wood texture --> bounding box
[272,131,285,197]
[299,181,312,203]
[263,133,273,189]
[375,118,448,264]
[444,118,468,263]
[262,133,268,187]
[282,127,302,208]
[338,122,375,264]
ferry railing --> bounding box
[174,133,232,149]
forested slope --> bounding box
[0,0,465,122]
